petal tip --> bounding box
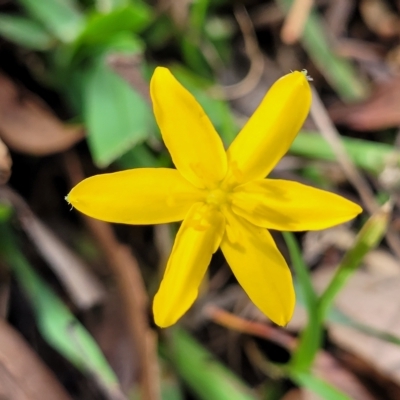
[153,298,177,328]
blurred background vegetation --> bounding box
[1,0,400,399]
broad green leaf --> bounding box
[83,39,152,167]
[0,14,54,50]
[290,371,351,400]
[170,64,238,145]
[18,0,85,42]
[0,223,119,391]
[77,4,153,46]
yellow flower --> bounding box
[67,67,362,328]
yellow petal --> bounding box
[153,203,225,327]
[232,179,362,231]
[226,71,311,184]
[67,168,203,224]
[220,211,295,326]
[150,67,228,188]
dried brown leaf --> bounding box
[0,72,84,155]
[313,265,400,385]
[0,137,11,184]
[0,319,73,400]
[329,77,400,131]
[360,0,400,38]
[0,187,106,310]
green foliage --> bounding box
[290,371,351,400]
[0,14,54,50]
[277,0,369,102]
[0,0,234,167]
[0,222,119,392]
[18,0,85,42]
[288,204,389,372]
[291,131,398,175]
[84,51,153,167]
[171,65,238,145]
[162,328,257,400]
[77,4,153,46]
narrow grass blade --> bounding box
[0,223,120,393]
[18,0,85,42]
[318,202,390,320]
[291,203,390,371]
[161,328,257,400]
[277,0,368,102]
[282,232,317,311]
[290,371,351,400]
[0,14,55,50]
[291,131,397,175]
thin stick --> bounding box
[310,86,400,260]
[220,5,265,100]
[64,152,160,400]
[281,0,314,44]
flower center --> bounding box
[206,188,230,208]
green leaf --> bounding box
[77,4,153,46]
[291,203,389,372]
[0,223,119,392]
[290,371,351,400]
[0,203,13,222]
[0,14,55,50]
[181,36,213,78]
[95,0,129,12]
[162,328,257,400]
[291,131,397,175]
[170,64,238,145]
[83,44,153,167]
[277,0,368,102]
[282,232,317,312]
[283,232,323,370]
[318,202,390,320]
[18,0,85,42]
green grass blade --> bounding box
[162,328,257,400]
[277,0,368,102]
[283,232,323,370]
[170,65,238,145]
[291,131,397,175]
[328,307,400,346]
[318,203,390,320]
[18,0,85,42]
[0,14,55,50]
[282,232,317,311]
[291,203,389,371]
[0,223,119,392]
[290,371,351,400]
[77,4,153,46]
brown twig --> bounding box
[310,86,400,260]
[64,152,160,400]
[219,5,265,100]
[280,0,314,44]
[204,305,296,350]
[206,306,375,400]
[0,186,105,309]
